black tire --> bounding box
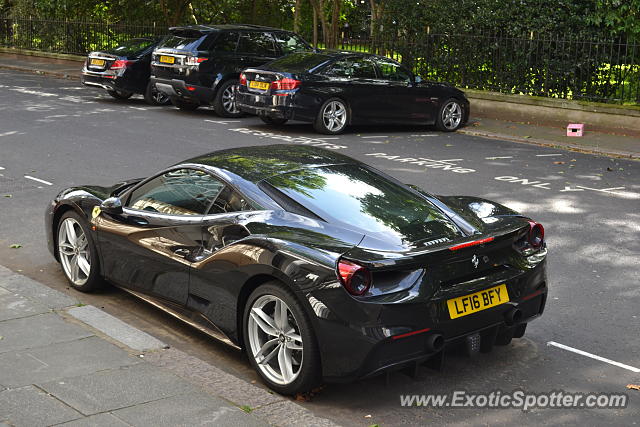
[56,211,104,292]
[435,97,465,132]
[243,281,321,395]
[171,97,199,111]
[213,80,243,118]
[144,81,171,106]
[106,89,133,100]
[313,97,349,135]
[260,116,288,126]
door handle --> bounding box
[173,248,191,258]
[128,216,149,226]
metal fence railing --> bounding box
[1,16,638,105]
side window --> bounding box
[209,186,252,214]
[324,58,376,79]
[212,32,239,52]
[273,32,310,54]
[237,32,277,56]
[127,169,225,216]
[376,58,412,83]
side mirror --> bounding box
[100,197,123,215]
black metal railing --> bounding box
[1,16,638,105]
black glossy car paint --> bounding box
[237,52,470,129]
[45,145,547,381]
[81,38,162,96]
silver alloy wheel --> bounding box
[322,100,347,132]
[441,101,463,130]
[57,217,91,286]
[222,84,239,114]
[153,87,169,104]
[248,295,304,385]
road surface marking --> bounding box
[536,153,563,157]
[24,175,53,186]
[575,185,640,199]
[361,135,388,138]
[411,134,438,137]
[205,119,241,124]
[0,131,18,137]
[128,106,148,111]
[0,166,4,170]
[485,156,513,160]
[318,137,340,140]
[547,341,640,373]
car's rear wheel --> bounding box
[435,98,464,132]
[171,97,199,111]
[107,89,133,100]
[260,116,288,126]
[144,82,171,106]
[56,211,103,292]
[314,98,349,134]
[214,80,243,118]
[243,281,321,395]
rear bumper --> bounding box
[151,77,214,105]
[81,70,141,94]
[310,259,548,381]
[237,90,316,122]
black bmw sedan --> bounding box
[237,52,470,134]
[81,37,171,106]
[45,145,547,395]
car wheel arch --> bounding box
[52,202,84,261]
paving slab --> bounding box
[59,413,130,427]
[0,312,92,354]
[39,363,197,415]
[0,336,140,388]
[0,287,50,321]
[1,273,77,309]
[68,305,167,351]
[112,392,267,427]
[252,400,340,427]
[0,385,82,426]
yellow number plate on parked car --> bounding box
[249,81,270,90]
[89,58,105,66]
[447,284,509,319]
[159,55,175,64]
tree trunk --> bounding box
[294,0,303,34]
[312,6,318,47]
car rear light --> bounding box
[528,221,544,248]
[185,56,207,66]
[185,85,196,91]
[110,60,134,69]
[337,259,372,296]
[271,77,301,91]
[239,73,247,86]
[448,236,494,251]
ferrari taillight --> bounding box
[337,259,371,296]
[271,77,301,91]
[528,221,544,249]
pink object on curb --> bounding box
[567,123,585,137]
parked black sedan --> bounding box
[237,52,470,134]
[45,145,547,395]
[81,37,171,105]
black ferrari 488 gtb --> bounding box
[46,145,547,394]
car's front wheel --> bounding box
[314,98,349,134]
[214,80,243,118]
[107,89,133,100]
[435,98,464,132]
[243,281,321,395]
[144,82,171,106]
[56,211,103,292]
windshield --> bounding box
[265,164,461,245]
[108,38,156,57]
[266,52,331,73]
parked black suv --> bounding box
[150,24,312,116]
[81,37,171,105]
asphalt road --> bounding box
[0,70,638,426]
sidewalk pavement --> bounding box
[0,50,637,160]
[0,265,338,427]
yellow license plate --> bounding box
[89,58,105,66]
[159,55,175,64]
[447,284,509,319]
[249,81,270,90]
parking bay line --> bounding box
[361,135,389,139]
[485,156,513,160]
[24,175,53,186]
[536,153,563,157]
[547,341,640,373]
